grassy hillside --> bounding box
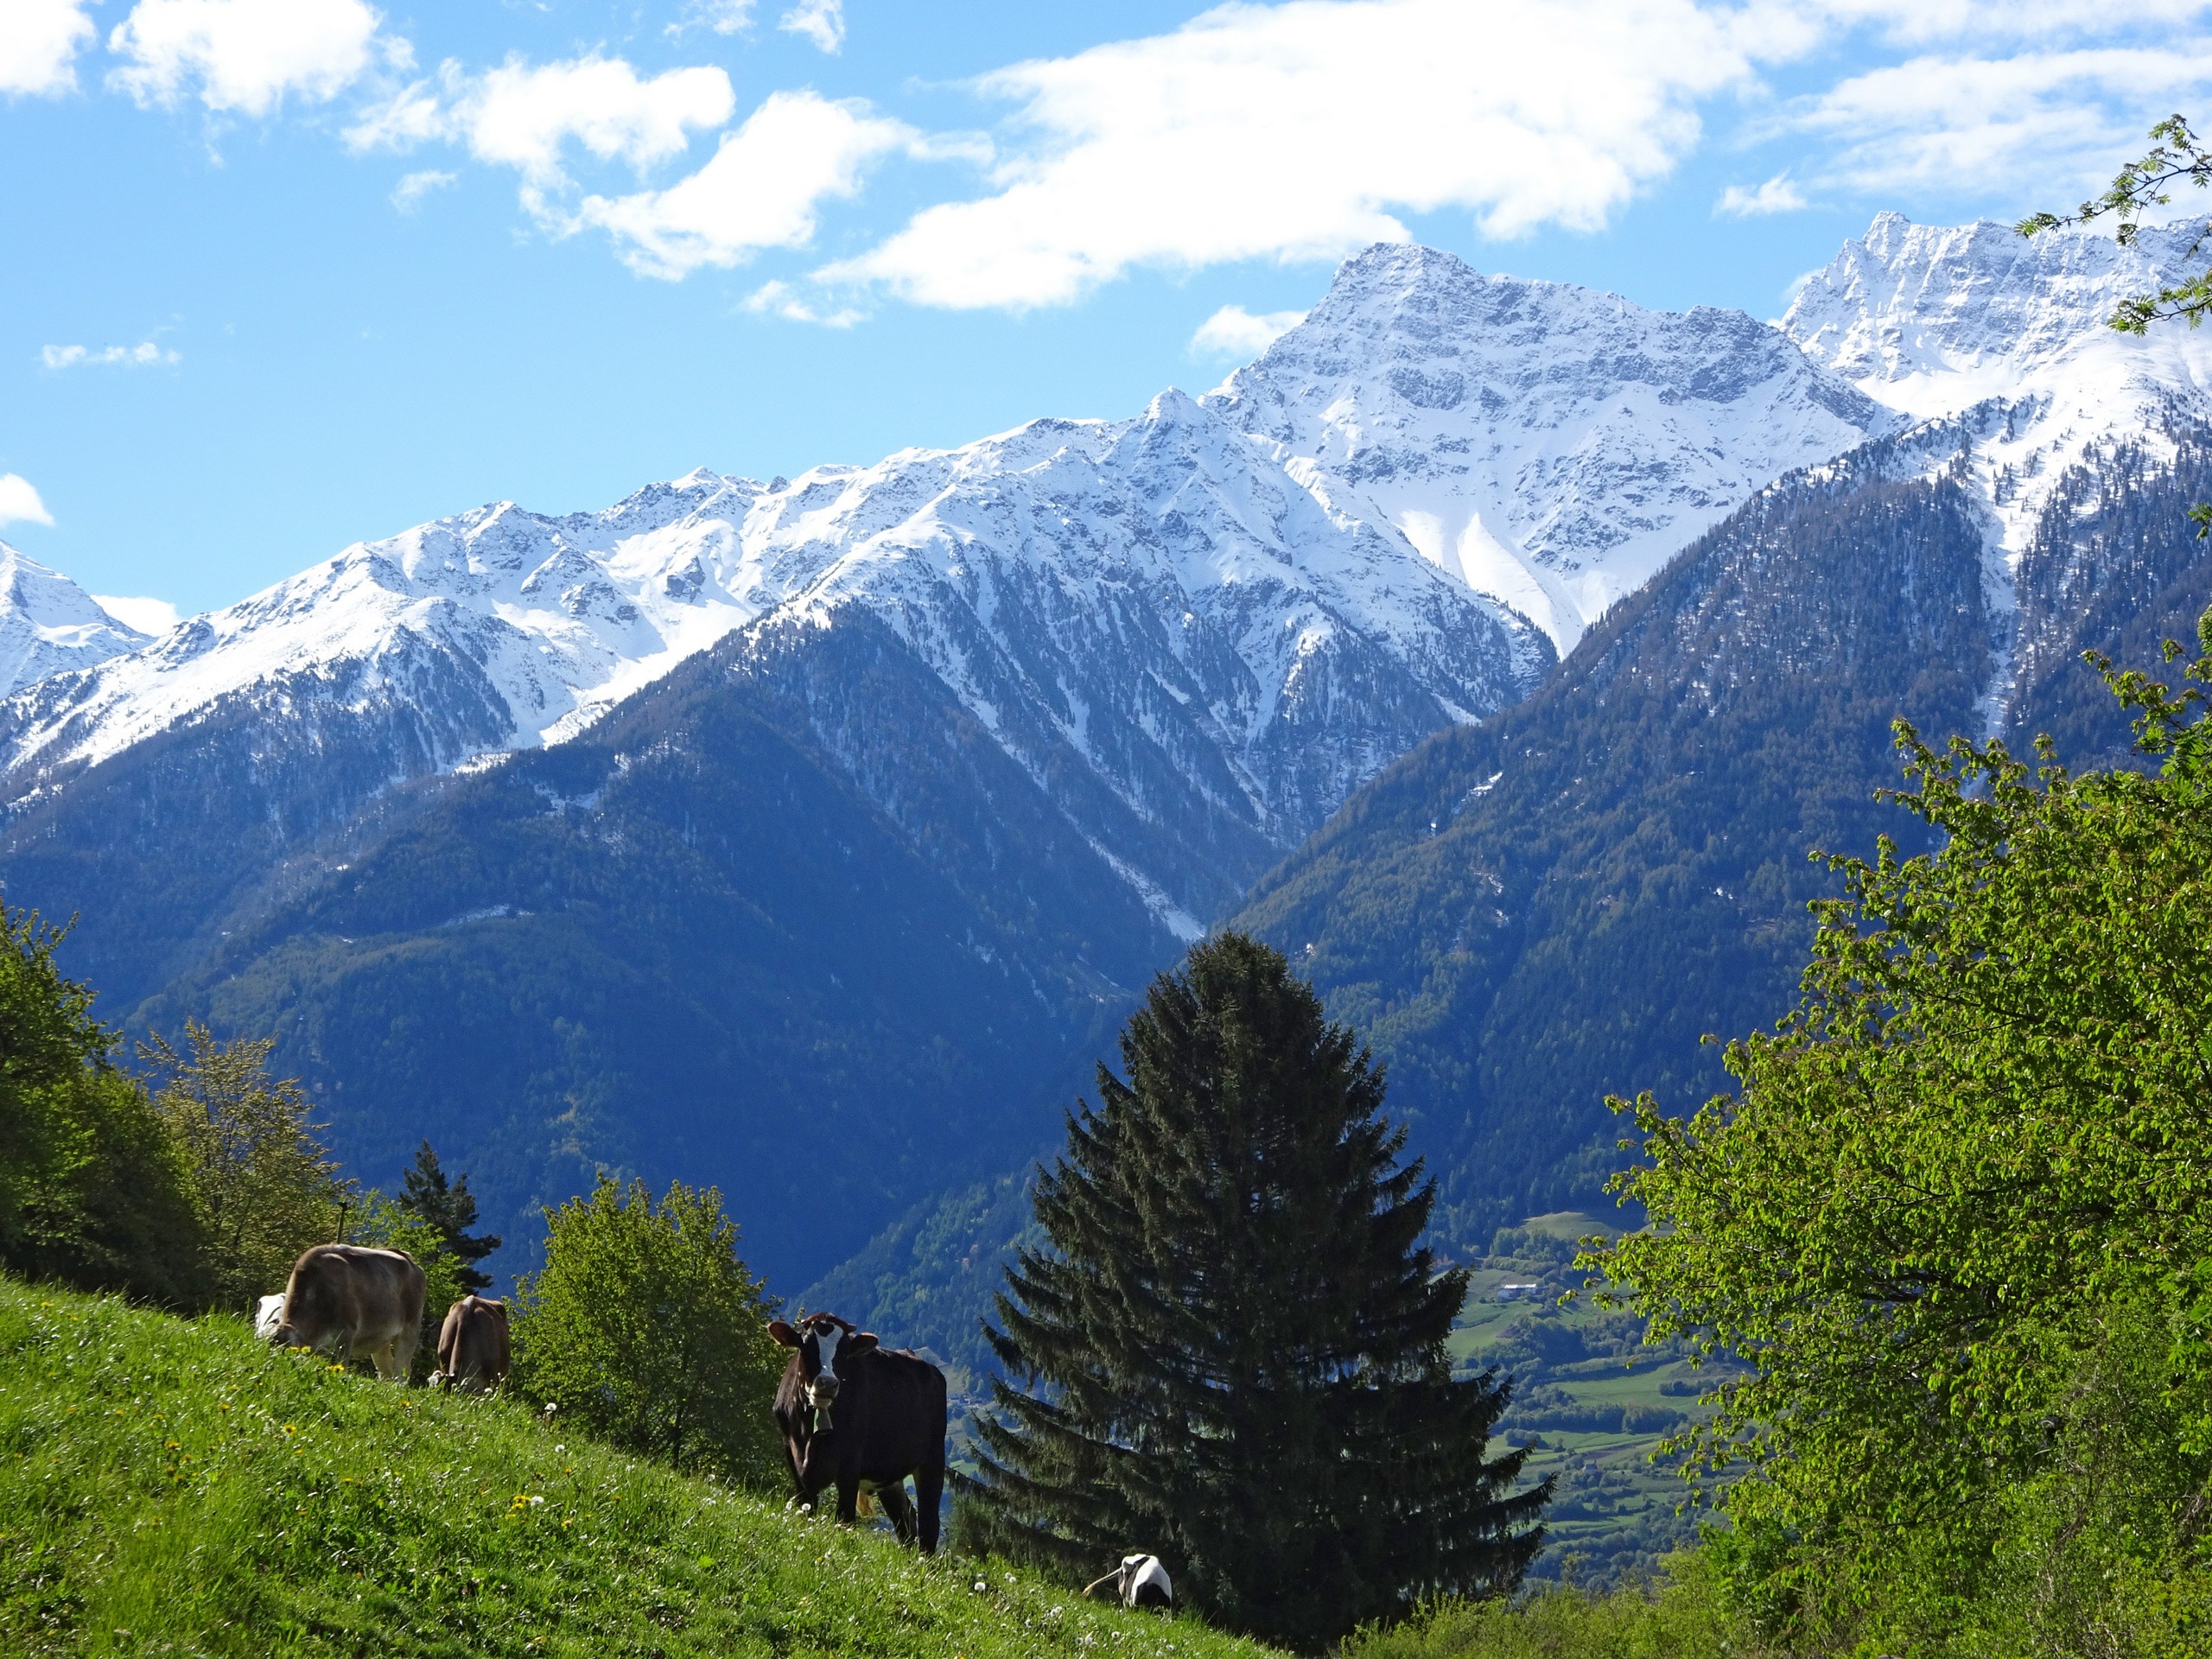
[0,1275,1270,1657]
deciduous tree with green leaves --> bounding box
[963,932,1545,1653]
[0,904,203,1306]
[510,1176,786,1486]
[1591,615,2212,1639]
[143,1020,352,1311]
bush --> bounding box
[1341,1556,1758,1659]
[511,1177,786,1487]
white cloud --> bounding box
[108,0,391,117]
[92,594,181,635]
[1715,171,1809,217]
[0,474,54,528]
[0,0,93,97]
[1789,44,2212,196]
[391,168,454,212]
[678,0,755,35]
[1189,304,1307,357]
[577,91,923,278]
[779,0,845,54]
[821,0,1762,311]
[350,54,738,226]
[40,341,181,369]
[744,277,865,327]
[462,55,734,187]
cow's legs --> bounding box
[877,1482,918,1545]
[836,1477,861,1525]
[369,1339,407,1382]
[912,1460,944,1554]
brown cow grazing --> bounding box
[434,1295,510,1392]
[769,1312,947,1553]
[269,1244,426,1382]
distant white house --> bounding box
[1496,1282,1544,1301]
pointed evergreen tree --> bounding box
[397,1140,501,1293]
[963,932,1546,1650]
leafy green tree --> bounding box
[143,1020,350,1311]
[965,932,1546,1652]
[510,1176,785,1485]
[0,904,203,1305]
[397,1140,501,1293]
[1592,616,2212,1635]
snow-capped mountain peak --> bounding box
[1205,241,1897,652]
[1782,210,2212,416]
[0,541,149,696]
[1782,212,2212,733]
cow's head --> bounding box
[768,1313,878,1427]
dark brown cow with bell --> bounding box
[769,1312,947,1552]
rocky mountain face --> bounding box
[0,543,148,696]
[1206,242,1895,652]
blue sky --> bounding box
[5,0,2212,624]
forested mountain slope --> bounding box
[133,608,1185,1290]
[1239,420,2212,1247]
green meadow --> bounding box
[0,1274,1268,1658]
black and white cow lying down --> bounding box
[769,1312,948,1553]
[1085,1554,1173,1611]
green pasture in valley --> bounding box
[1447,1213,1730,1586]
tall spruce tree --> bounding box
[397,1141,501,1293]
[963,932,1546,1650]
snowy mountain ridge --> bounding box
[0,241,1910,921]
[0,542,149,696]
[6,216,2204,922]
[1205,241,1896,652]
[1782,212,2212,723]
